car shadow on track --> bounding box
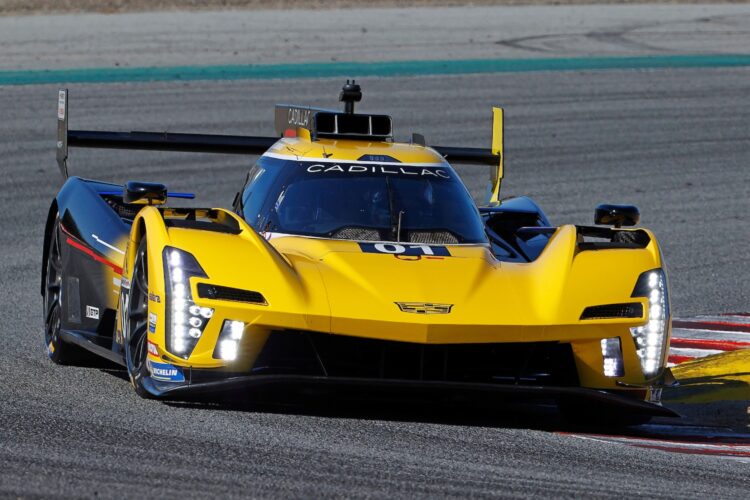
[96,366,677,434]
[92,361,730,439]
[162,387,656,434]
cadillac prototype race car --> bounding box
[42,82,677,422]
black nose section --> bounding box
[124,181,168,205]
[594,204,640,228]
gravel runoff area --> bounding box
[2,0,750,16]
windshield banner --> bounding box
[304,163,452,179]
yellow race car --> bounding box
[43,82,676,423]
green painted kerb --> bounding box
[2,54,750,86]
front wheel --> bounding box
[124,238,153,398]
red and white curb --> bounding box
[562,425,750,462]
[669,313,750,366]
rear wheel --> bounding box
[44,217,87,364]
[124,238,153,398]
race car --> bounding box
[42,82,676,422]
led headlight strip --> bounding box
[163,247,213,359]
[630,268,670,378]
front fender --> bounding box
[130,207,330,369]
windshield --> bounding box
[241,158,487,244]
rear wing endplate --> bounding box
[56,90,69,178]
[432,107,504,203]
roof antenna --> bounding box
[339,80,362,114]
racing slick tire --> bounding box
[43,216,91,365]
[124,238,154,399]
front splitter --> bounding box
[141,374,679,417]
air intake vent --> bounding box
[315,112,392,139]
[197,283,267,305]
[580,303,643,320]
[407,231,459,245]
[274,105,393,140]
[332,227,381,241]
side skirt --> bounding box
[60,329,126,366]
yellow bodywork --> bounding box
[115,133,666,398]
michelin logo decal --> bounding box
[148,360,185,383]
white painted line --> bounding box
[691,315,750,325]
[92,234,125,255]
[673,327,750,339]
[669,347,725,358]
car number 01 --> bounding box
[359,242,451,257]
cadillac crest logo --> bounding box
[395,302,453,314]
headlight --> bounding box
[629,268,670,378]
[163,247,212,358]
[213,320,245,361]
[601,337,624,377]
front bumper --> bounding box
[141,373,677,417]
[145,329,676,417]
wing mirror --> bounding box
[594,204,640,228]
[123,181,168,205]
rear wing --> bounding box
[55,89,277,179]
[56,89,505,202]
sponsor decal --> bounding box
[57,90,66,120]
[649,388,662,403]
[147,341,159,357]
[359,242,451,257]
[85,305,100,320]
[148,293,161,303]
[306,163,450,178]
[287,107,312,128]
[148,312,157,333]
[395,302,454,314]
[148,360,185,382]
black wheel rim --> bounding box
[44,221,63,348]
[127,244,149,373]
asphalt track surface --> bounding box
[3,4,750,70]
[2,6,750,499]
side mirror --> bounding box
[595,204,640,228]
[123,181,167,205]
